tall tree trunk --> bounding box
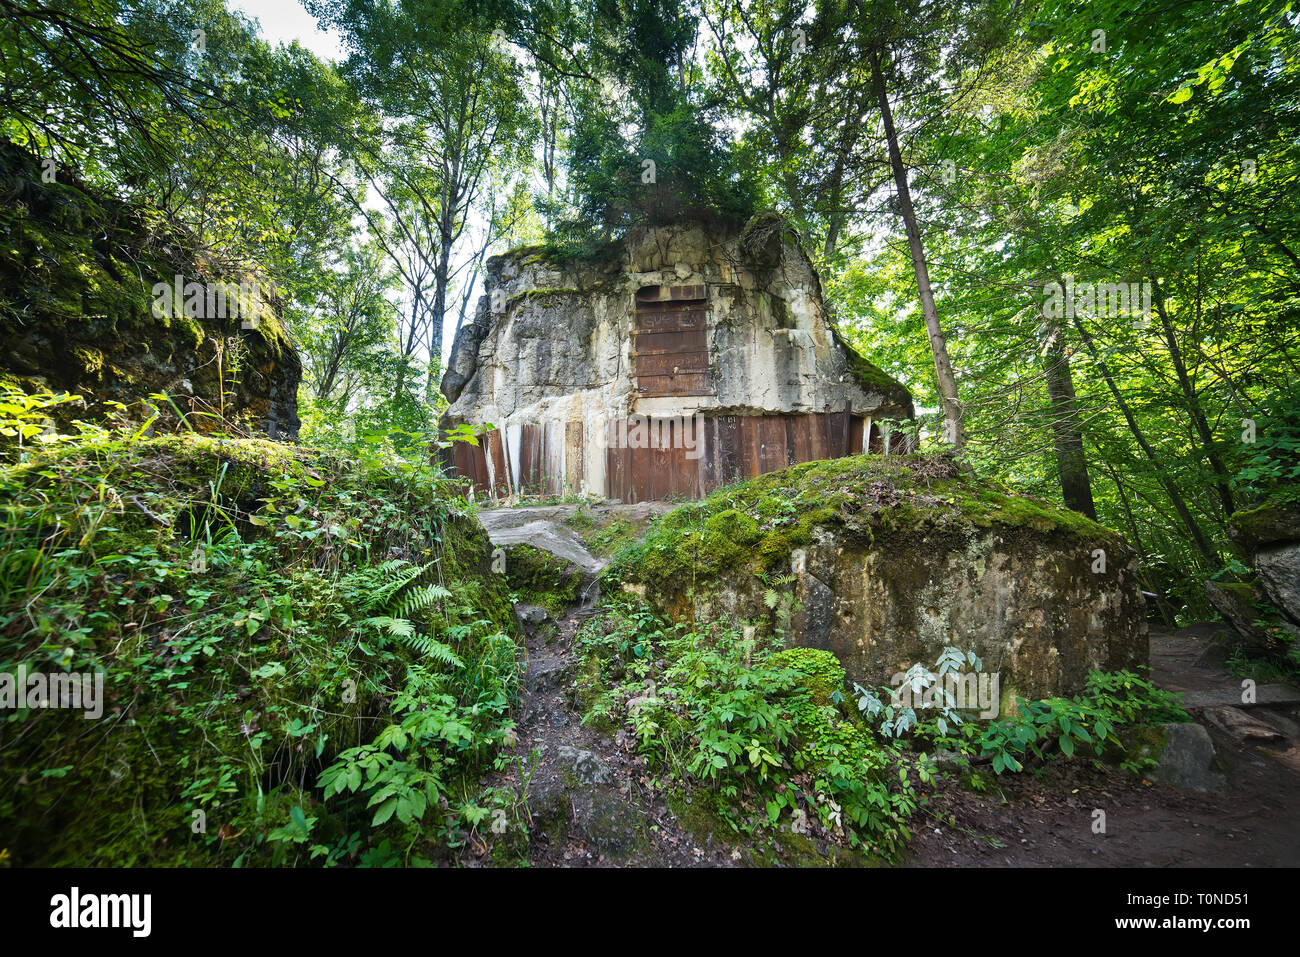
[1042,317,1097,518]
[428,177,459,401]
[1146,267,1236,518]
[1072,314,1221,567]
[870,49,963,448]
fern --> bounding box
[390,583,452,621]
[392,633,463,668]
[360,560,437,612]
[345,560,460,665]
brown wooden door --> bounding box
[633,285,713,397]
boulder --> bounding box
[1202,707,1285,744]
[555,746,613,786]
[1227,502,1300,552]
[1145,723,1226,793]
[608,454,1148,700]
[1255,543,1300,625]
[1204,580,1274,648]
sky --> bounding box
[230,0,344,61]
[227,0,476,366]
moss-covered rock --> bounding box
[0,140,300,436]
[1228,502,1300,553]
[501,543,584,614]
[606,453,1147,699]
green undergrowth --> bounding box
[575,594,923,863]
[0,405,521,866]
[574,593,1192,864]
[1227,639,1300,687]
[604,453,1128,597]
[851,656,1190,778]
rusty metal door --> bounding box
[633,285,712,397]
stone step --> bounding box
[1202,706,1287,744]
[523,657,576,694]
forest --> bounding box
[0,0,1298,879]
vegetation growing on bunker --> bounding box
[0,406,519,866]
[605,453,1129,596]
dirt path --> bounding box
[906,625,1300,867]
[462,601,737,867]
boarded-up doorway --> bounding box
[633,285,712,397]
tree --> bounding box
[308,0,534,387]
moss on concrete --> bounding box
[502,543,583,614]
[506,287,583,310]
[606,453,1127,596]
[0,141,300,436]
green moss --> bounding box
[583,519,634,557]
[767,825,883,868]
[770,648,847,709]
[839,338,913,407]
[505,288,582,310]
[703,508,762,545]
[563,507,598,532]
[502,543,582,614]
[1103,723,1168,772]
[606,453,1128,598]
[503,235,622,268]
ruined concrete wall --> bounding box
[680,525,1148,702]
[442,217,914,500]
[608,456,1149,700]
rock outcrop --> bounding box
[1217,502,1300,642]
[606,454,1149,701]
[441,215,914,501]
[0,140,300,437]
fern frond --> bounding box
[392,632,464,668]
[362,616,415,638]
[367,560,436,611]
[390,582,452,620]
